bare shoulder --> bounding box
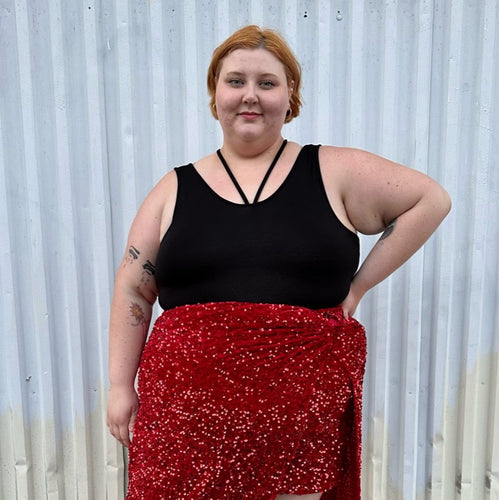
[136,169,177,221]
[154,168,178,204]
[318,145,394,177]
[319,145,450,235]
[153,168,178,196]
[317,145,376,191]
[124,169,178,251]
[154,169,178,240]
[318,145,354,179]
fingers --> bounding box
[108,406,139,447]
[119,422,131,447]
[106,387,139,447]
[342,306,351,320]
[108,421,131,447]
[107,410,133,447]
[127,410,138,443]
[340,289,361,320]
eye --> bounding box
[259,80,275,89]
[228,78,244,87]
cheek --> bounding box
[214,97,235,127]
[215,91,238,117]
[264,94,290,116]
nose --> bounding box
[242,83,258,104]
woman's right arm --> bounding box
[106,170,177,447]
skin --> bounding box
[107,47,451,497]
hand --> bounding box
[340,283,365,319]
[107,385,139,447]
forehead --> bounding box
[218,48,287,77]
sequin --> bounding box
[126,302,366,499]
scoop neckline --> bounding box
[189,145,307,207]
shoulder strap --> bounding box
[216,152,250,204]
[253,139,287,204]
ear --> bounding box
[289,80,294,97]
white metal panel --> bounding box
[0,1,497,499]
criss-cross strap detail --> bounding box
[216,151,251,204]
[216,139,288,205]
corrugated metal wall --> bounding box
[0,0,497,499]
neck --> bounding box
[220,135,285,162]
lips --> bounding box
[238,111,262,119]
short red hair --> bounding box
[207,25,302,123]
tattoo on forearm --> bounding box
[129,301,146,326]
[380,219,397,241]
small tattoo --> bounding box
[138,260,156,288]
[142,260,156,276]
[129,246,140,259]
[380,219,396,241]
[124,246,141,267]
[129,302,146,326]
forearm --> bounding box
[352,191,451,298]
[108,288,153,388]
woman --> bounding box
[107,25,451,500]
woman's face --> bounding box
[215,48,292,143]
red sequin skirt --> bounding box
[127,302,366,499]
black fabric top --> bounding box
[155,144,359,310]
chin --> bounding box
[231,126,265,141]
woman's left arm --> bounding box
[321,147,452,317]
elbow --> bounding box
[118,280,157,308]
[135,285,158,306]
[428,184,452,223]
[438,186,452,218]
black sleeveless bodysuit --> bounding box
[155,144,359,310]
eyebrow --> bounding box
[224,71,280,79]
